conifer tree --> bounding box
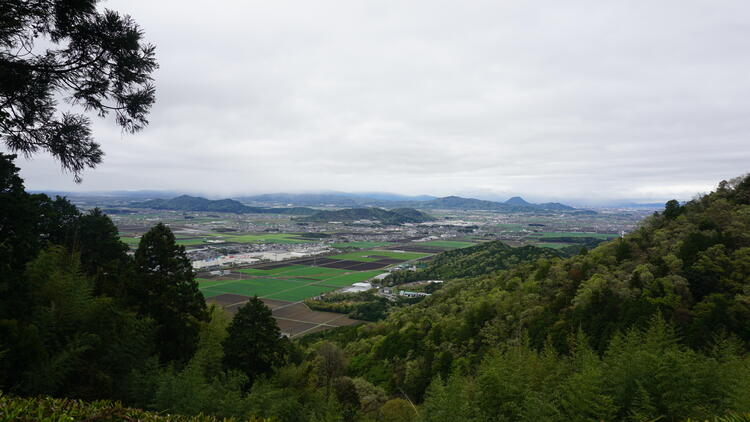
[222,296,287,386]
[133,223,207,362]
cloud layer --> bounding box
[14,0,750,203]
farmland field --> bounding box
[330,250,430,262]
[200,263,389,303]
[315,270,385,287]
[265,285,338,302]
[237,265,310,276]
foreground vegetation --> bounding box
[0,393,272,422]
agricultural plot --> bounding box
[275,266,349,279]
[237,265,310,276]
[330,250,430,262]
[316,270,385,287]
[200,278,306,298]
[266,285,338,302]
[200,263,388,303]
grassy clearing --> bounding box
[330,250,430,262]
[332,241,391,249]
[419,240,476,249]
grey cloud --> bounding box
[13,0,750,202]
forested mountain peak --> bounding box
[504,196,531,205]
[299,207,435,224]
[129,195,316,215]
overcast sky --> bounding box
[13,0,750,203]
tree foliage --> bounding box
[133,223,208,363]
[222,296,288,386]
[0,0,157,180]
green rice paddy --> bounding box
[316,271,385,287]
[329,250,430,262]
[200,264,388,302]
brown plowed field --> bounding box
[273,303,345,324]
[260,298,294,310]
[206,295,363,338]
[276,319,319,337]
[345,262,390,271]
[319,260,365,269]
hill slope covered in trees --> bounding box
[129,195,316,215]
[299,207,436,224]
[310,174,750,421]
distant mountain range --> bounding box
[299,208,436,225]
[128,195,317,215]
[238,192,436,207]
[239,192,584,213]
[39,190,589,214]
[416,195,577,212]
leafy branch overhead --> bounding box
[0,0,157,181]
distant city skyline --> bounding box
[9,0,750,204]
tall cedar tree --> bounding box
[76,208,132,297]
[222,296,288,386]
[0,0,157,181]
[133,223,207,362]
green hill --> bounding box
[310,175,750,420]
[129,195,316,215]
[299,207,436,224]
[384,241,562,284]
